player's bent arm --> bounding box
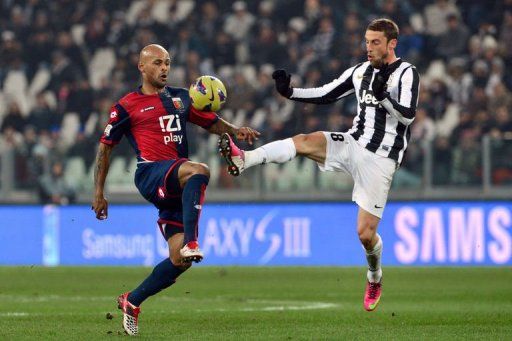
[207,117,239,137]
[380,98,415,125]
[380,66,420,126]
[94,142,113,194]
[290,64,360,104]
[207,118,260,145]
[92,142,113,219]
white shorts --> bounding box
[318,132,397,218]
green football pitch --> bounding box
[0,267,510,340]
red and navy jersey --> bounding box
[100,86,219,161]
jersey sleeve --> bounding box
[100,103,130,145]
[188,106,219,129]
[379,66,420,126]
[290,63,361,104]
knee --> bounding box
[185,162,210,179]
[193,163,210,178]
[293,133,311,149]
[292,132,321,154]
[358,221,377,249]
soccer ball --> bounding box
[189,75,227,112]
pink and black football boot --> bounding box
[218,133,245,176]
[363,280,382,311]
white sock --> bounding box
[244,138,296,169]
[367,268,382,284]
[365,234,383,283]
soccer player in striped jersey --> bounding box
[92,44,259,335]
[219,18,419,312]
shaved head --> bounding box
[138,44,171,93]
[139,44,169,64]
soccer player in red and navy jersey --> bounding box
[92,44,259,335]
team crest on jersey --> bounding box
[109,110,119,123]
[172,97,184,110]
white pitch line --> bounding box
[0,295,113,303]
[0,302,339,317]
[0,295,340,314]
[0,312,29,317]
[242,302,338,311]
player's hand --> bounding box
[272,69,293,98]
[372,64,389,101]
[92,195,108,220]
[236,127,260,145]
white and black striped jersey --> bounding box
[290,59,420,164]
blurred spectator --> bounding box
[428,79,450,120]
[28,93,60,133]
[490,105,512,138]
[210,31,236,69]
[451,129,482,185]
[267,94,295,140]
[432,136,451,185]
[377,0,411,27]
[250,23,285,67]
[395,23,424,66]
[25,11,54,79]
[437,14,470,60]
[445,58,471,105]
[38,161,76,205]
[169,25,207,65]
[280,24,303,73]
[411,107,436,142]
[226,72,255,111]
[0,30,23,78]
[424,0,460,36]
[66,80,94,126]
[1,102,26,133]
[310,17,336,61]
[488,82,512,114]
[498,11,512,65]
[197,2,222,53]
[47,51,81,94]
[253,67,275,105]
[223,1,255,42]
[67,131,95,169]
[466,86,488,114]
[57,31,87,78]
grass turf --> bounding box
[0,266,510,340]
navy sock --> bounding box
[128,258,186,307]
[182,174,209,244]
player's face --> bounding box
[142,52,171,89]
[365,30,396,69]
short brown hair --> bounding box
[367,18,399,41]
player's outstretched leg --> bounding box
[218,133,297,176]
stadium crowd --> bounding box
[1,0,512,201]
